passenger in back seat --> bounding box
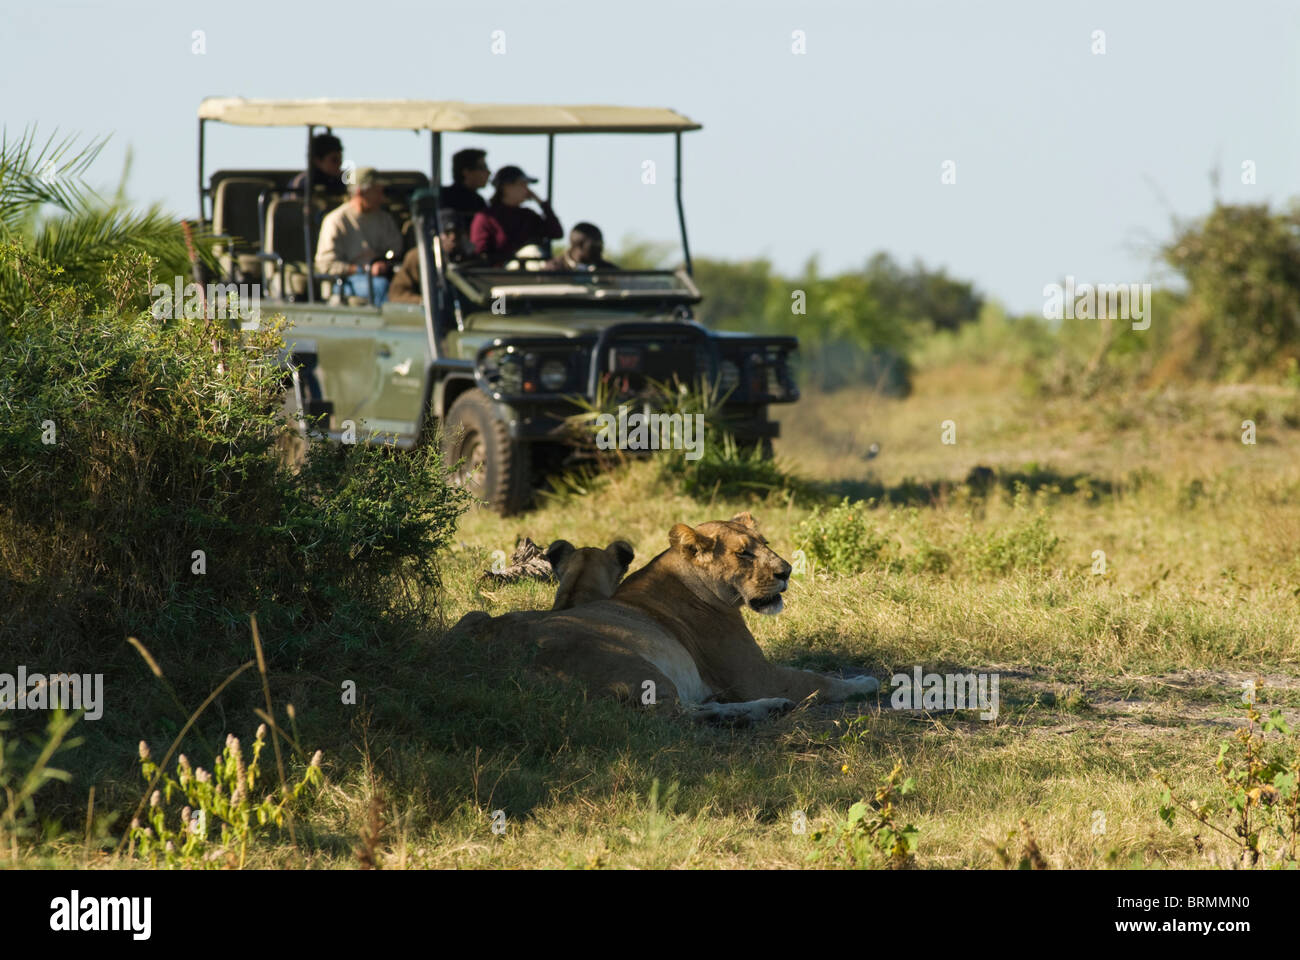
[469,165,563,266]
[441,148,490,229]
[287,133,346,197]
[314,166,404,304]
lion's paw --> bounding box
[846,675,880,695]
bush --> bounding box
[1158,697,1299,868]
[809,763,918,869]
[901,511,954,575]
[795,498,900,576]
[963,506,1060,576]
[559,376,805,503]
[658,432,800,501]
[0,241,472,667]
[1162,202,1300,381]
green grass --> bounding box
[10,362,1300,869]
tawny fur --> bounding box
[451,513,879,723]
[545,539,634,610]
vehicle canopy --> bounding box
[197,97,702,290]
[197,97,700,133]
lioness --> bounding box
[454,513,879,723]
[544,539,635,609]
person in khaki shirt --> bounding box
[314,166,404,303]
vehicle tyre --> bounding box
[443,389,531,514]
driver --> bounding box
[389,210,472,303]
[469,165,562,266]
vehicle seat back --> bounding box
[265,195,325,299]
[212,176,274,282]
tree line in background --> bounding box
[618,198,1300,395]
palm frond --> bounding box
[0,127,108,234]
[32,204,192,275]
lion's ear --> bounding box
[607,540,635,571]
[669,523,710,557]
[731,511,758,530]
[545,539,575,572]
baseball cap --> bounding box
[491,165,538,188]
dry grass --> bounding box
[16,362,1300,870]
[371,369,1299,869]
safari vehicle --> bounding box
[195,97,800,512]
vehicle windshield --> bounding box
[445,261,700,306]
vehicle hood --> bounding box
[444,310,689,361]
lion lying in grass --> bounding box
[453,513,879,723]
[544,538,635,610]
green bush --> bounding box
[559,375,805,502]
[795,498,900,575]
[658,432,799,501]
[901,511,954,575]
[1158,697,1299,868]
[1162,202,1300,381]
[0,241,472,666]
[809,762,918,869]
[963,507,1060,576]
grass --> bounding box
[9,359,1300,869]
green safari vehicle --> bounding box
[195,97,800,512]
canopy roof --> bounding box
[198,98,700,134]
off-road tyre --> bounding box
[443,389,532,514]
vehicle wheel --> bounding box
[443,389,531,514]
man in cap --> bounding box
[469,165,563,265]
[314,166,404,303]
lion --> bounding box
[452,513,879,723]
[544,539,635,609]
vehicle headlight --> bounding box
[540,359,568,391]
[497,360,522,395]
[482,347,523,395]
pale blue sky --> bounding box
[3,0,1297,313]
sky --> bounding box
[3,0,1298,314]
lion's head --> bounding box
[667,512,792,615]
[545,538,635,610]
